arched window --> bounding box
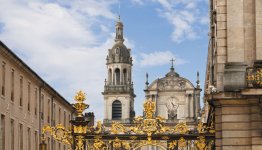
[112,100,122,120]
[115,47,120,54]
[108,69,112,84]
[115,68,120,85]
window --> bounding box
[48,99,50,123]
[1,62,6,96]
[41,94,44,120]
[35,131,38,150]
[1,115,5,150]
[68,114,71,128]
[11,69,14,101]
[27,82,31,112]
[112,100,122,120]
[19,76,23,107]
[11,119,14,150]
[64,111,66,127]
[19,123,23,150]
[34,88,38,116]
[27,128,31,150]
[115,68,120,85]
[115,47,120,54]
[53,103,56,125]
[59,108,61,124]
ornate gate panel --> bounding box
[41,91,215,150]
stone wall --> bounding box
[205,0,262,149]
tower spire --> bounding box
[115,16,124,42]
[145,73,149,88]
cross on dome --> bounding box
[170,58,176,69]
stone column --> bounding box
[120,67,123,85]
[104,99,108,120]
[113,68,115,85]
[130,68,132,83]
[126,99,130,123]
[195,91,201,118]
[108,102,112,120]
[126,69,128,84]
[185,94,189,118]
[187,94,193,118]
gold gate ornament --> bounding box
[41,91,215,150]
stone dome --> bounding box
[107,42,132,64]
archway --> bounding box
[115,68,120,85]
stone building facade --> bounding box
[145,65,201,128]
[0,41,74,150]
[204,0,262,149]
[103,17,135,124]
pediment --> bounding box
[157,77,194,91]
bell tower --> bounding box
[103,17,135,124]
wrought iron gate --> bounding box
[41,91,215,150]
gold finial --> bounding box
[73,90,89,117]
[74,90,86,102]
[143,99,156,119]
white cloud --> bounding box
[137,0,208,43]
[131,0,144,5]
[139,51,187,67]
[56,0,118,19]
[0,0,120,120]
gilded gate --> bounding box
[41,91,215,150]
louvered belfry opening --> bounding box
[112,100,122,120]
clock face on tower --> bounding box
[166,97,179,119]
[167,97,179,110]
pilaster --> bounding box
[215,0,227,91]
[244,0,256,66]
[227,0,245,63]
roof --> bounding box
[146,67,195,91]
[0,41,74,110]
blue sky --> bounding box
[0,0,209,120]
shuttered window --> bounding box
[112,100,122,120]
